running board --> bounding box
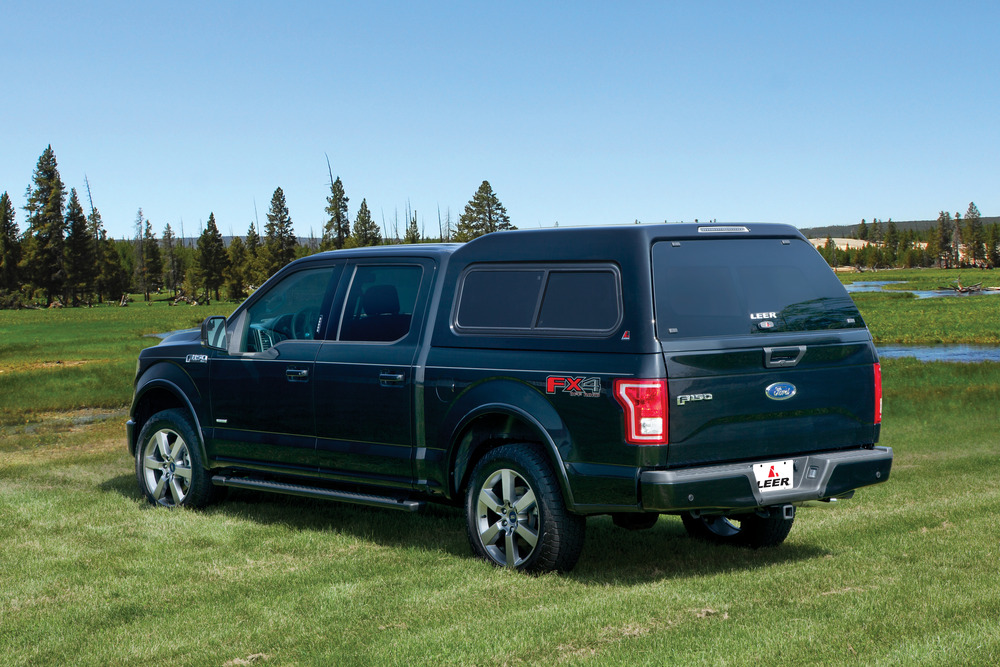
[212,475,425,512]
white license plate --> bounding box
[753,459,793,493]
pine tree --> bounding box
[952,212,963,267]
[856,219,869,241]
[963,202,984,265]
[198,213,229,301]
[86,206,106,302]
[22,146,67,303]
[321,176,350,251]
[871,218,884,244]
[821,237,837,267]
[263,187,296,276]
[350,199,381,247]
[935,211,953,268]
[0,192,20,292]
[132,209,149,299]
[454,181,515,241]
[143,221,163,296]
[404,210,420,244]
[986,223,1000,269]
[97,230,129,302]
[244,221,265,287]
[884,219,899,265]
[162,223,180,296]
[64,189,96,304]
[225,236,248,301]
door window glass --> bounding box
[339,265,424,342]
[243,268,337,352]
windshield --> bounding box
[651,238,864,339]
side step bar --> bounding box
[212,475,426,512]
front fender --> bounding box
[130,362,209,461]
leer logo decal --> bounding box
[753,459,794,492]
[546,376,601,397]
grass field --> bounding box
[841,268,1000,344]
[0,302,230,426]
[838,267,1000,291]
[2,360,998,665]
[851,292,1000,344]
[1,276,999,665]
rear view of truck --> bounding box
[640,225,892,547]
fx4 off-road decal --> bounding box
[546,376,602,398]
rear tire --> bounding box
[135,409,220,508]
[466,444,586,573]
[681,509,793,548]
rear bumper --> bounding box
[640,446,892,512]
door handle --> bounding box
[379,372,405,387]
[286,368,310,382]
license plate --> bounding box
[753,459,793,493]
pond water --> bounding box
[844,280,1000,299]
[877,344,1000,363]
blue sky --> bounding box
[2,1,998,240]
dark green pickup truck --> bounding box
[127,223,892,573]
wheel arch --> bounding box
[445,382,577,511]
[129,379,207,461]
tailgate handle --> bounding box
[764,346,806,368]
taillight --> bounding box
[873,363,882,425]
[614,379,668,445]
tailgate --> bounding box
[650,234,878,468]
[665,340,879,467]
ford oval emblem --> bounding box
[765,382,796,401]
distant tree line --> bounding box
[817,202,1000,270]
[0,146,515,309]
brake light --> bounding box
[614,379,668,445]
[874,363,882,425]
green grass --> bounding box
[1,360,998,665]
[831,268,1000,344]
[1,284,998,664]
[0,301,230,425]
[852,292,1000,344]
[838,267,1000,290]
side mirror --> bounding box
[201,316,228,351]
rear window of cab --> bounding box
[455,264,622,335]
[652,238,864,339]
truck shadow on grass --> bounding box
[102,474,828,584]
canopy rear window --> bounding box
[652,239,863,339]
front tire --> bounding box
[135,409,219,508]
[681,509,793,548]
[466,445,585,573]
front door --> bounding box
[209,265,341,471]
